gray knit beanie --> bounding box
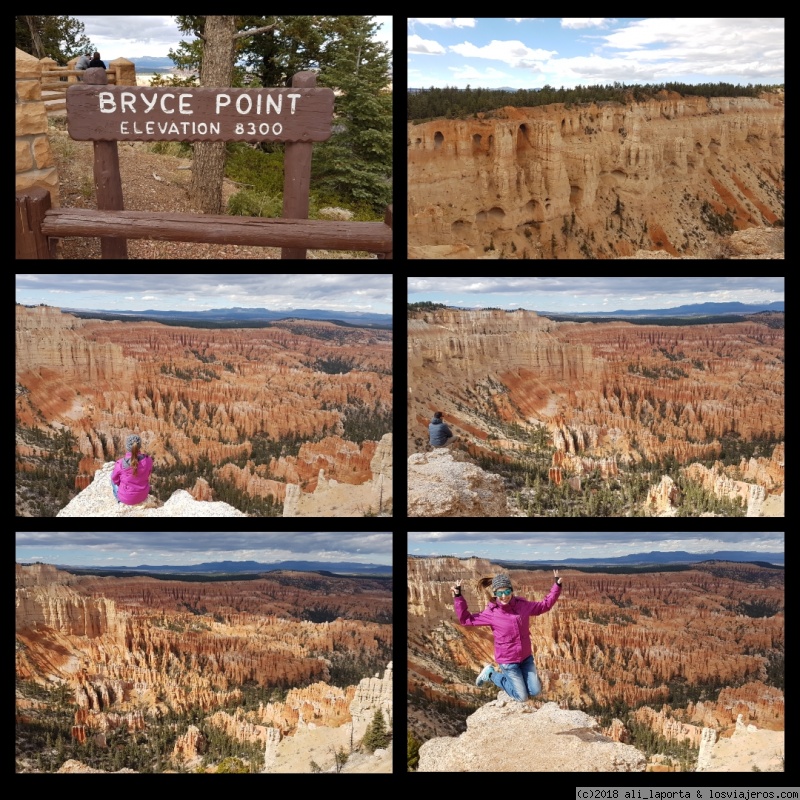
[126,434,141,451]
[491,574,512,593]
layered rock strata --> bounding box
[407,556,784,746]
[408,308,784,513]
[16,306,392,514]
[409,93,784,258]
[16,564,392,751]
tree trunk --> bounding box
[190,16,237,215]
[25,16,45,59]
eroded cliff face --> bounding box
[16,565,392,746]
[15,306,392,515]
[408,93,784,258]
[407,556,784,753]
[407,309,784,509]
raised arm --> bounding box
[452,579,492,626]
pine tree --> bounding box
[313,16,392,213]
[362,708,390,753]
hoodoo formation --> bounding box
[15,305,392,516]
[408,93,784,258]
[407,555,784,771]
[16,563,392,773]
[408,307,784,516]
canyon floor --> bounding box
[407,556,784,772]
[408,308,784,517]
[15,563,393,773]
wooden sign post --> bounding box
[67,68,335,259]
[67,79,334,143]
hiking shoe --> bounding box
[476,664,494,687]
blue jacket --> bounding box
[429,417,453,446]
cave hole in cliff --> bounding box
[434,131,444,150]
[569,185,584,207]
[524,199,544,223]
[452,219,472,237]
[516,124,533,154]
[475,207,506,227]
[472,133,486,155]
[415,138,421,147]
[695,142,704,153]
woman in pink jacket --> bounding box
[452,571,562,701]
[111,434,153,505]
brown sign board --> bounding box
[67,86,334,143]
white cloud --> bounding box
[449,40,558,68]
[448,65,510,81]
[409,34,446,55]
[412,18,476,28]
[561,18,616,29]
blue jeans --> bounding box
[490,654,541,701]
[111,479,119,500]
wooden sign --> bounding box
[67,86,334,142]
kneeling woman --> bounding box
[111,434,153,505]
[451,571,561,702]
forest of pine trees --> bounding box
[408,81,781,122]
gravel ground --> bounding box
[47,116,379,260]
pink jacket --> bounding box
[111,452,153,504]
[454,582,561,664]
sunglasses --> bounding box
[495,589,512,597]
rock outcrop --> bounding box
[417,699,647,771]
[282,433,393,516]
[408,449,509,516]
[56,461,247,516]
[696,715,783,772]
[349,662,393,739]
[409,93,784,259]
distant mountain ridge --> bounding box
[539,301,784,317]
[62,306,392,326]
[53,559,392,575]
[493,550,784,566]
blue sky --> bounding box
[408,18,785,90]
[16,532,393,566]
[72,16,392,61]
[407,276,784,313]
[16,274,392,314]
[408,531,784,562]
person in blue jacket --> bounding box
[429,411,456,448]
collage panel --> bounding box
[407,277,784,519]
[406,530,785,772]
[16,531,393,774]
[15,273,393,519]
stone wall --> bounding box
[16,48,59,206]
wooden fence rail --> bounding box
[40,207,393,253]
[16,187,393,258]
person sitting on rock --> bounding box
[111,434,153,505]
[429,411,457,448]
[451,571,562,702]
